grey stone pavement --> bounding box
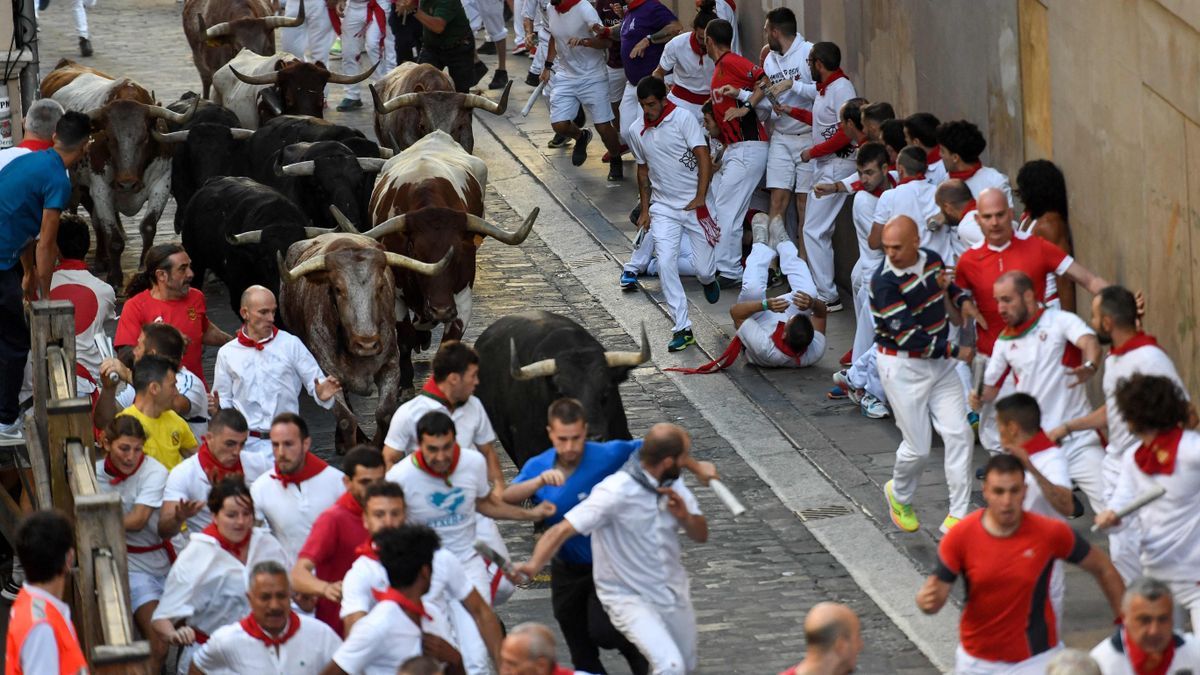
[23,0,1116,671]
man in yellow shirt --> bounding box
[117,354,197,469]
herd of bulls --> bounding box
[38,3,651,463]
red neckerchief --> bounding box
[1022,431,1056,457]
[419,377,456,412]
[201,522,251,559]
[666,320,804,375]
[1134,427,1183,476]
[236,326,279,351]
[1109,332,1160,357]
[104,453,145,485]
[851,173,896,197]
[198,441,244,483]
[336,490,364,518]
[769,321,805,362]
[371,587,432,621]
[722,0,735,9]
[17,138,53,152]
[354,540,380,560]
[641,101,677,135]
[554,0,582,13]
[1125,627,1175,675]
[54,259,89,272]
[962,199,977,217]
[898,173,926,185]
[412,446,460,486]
[815,69,847,96]
[626,0,645,9]
[689,31,704,64]
[926,146,941,164]
[948,161,982,181]
[272,452,330,488]
[552,667,576,675]
[240,611,301,650]
[999,308,1043,340]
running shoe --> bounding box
[702,279,720,304]
[767,216,787,248]
[831,370,861,405]
[512,43,528,56]
[0,419,22,444]
[750,212,769,245]
[885,480,919,532]
[826,386,848,400]
[824,298,844,313]
[335,98,363,111]
[667,330,695,352]
[525,70,540,87]
[487,69,509,90]
[620,271,638,291]
[839,348,853,367]
[478,41,497,55]
[716,274,740,289]
[547,133,570,149]
[330,37,342,56]
[860,393,890,419]
[607,161,623,181]
[939,515,961,534]
[571,129,592,166]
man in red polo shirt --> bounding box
[954,187,1108,453]
[917,453,1125,674]
[291,446,386,635]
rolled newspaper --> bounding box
[94,334,120,383]
[521,81,546,117]
[710,479,746,516]
[1090,484,1166,532]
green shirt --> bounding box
[419,0,471,49]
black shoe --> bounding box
[487,69,509,90]
[607,161,623,181]
[573,105,586,129]
[571,129,592,166]
[702,279,720,304]
[471,60,489,87]
[975,467,986,481]
[38,0,50,10]
[547,133,570,149]
[716,274,740,289]
[524,70,540,87]
[767,267,785,288]
[478,41,497,55]
[79,37,93,57]
[1,577,19,602]
[824,298,844,313]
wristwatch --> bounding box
[1082,360,1097,372]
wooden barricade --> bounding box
[24,300,150,673]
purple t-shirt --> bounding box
[595,0,624,69]
[619,0,677,84]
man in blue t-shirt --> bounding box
[616,0,680,145]
[504,397,649,674]
[0,111,90,441]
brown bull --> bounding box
[277,232,452,449]
[182,0,303,98]
[369,62,510,153]
[214,49,376,129]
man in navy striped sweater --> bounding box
[870,216,982,535]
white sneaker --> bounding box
[860,394,890,419]
[767,215,788,249]
[751,212,769,245]
[831,370,862,405]
[0,419,22,444]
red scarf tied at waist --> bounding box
[198,441,244,483]
[104,453,145,485]
[201,522,251,559]
[364,0,388,56]
[372,587,432,621]
[241,611,302,650]
[236,326,278,351]
[272,452,329,488]
[412,445,461,486]
[1135,426,1183,476]
[667,321,803,374]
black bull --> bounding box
[474,311,651,468]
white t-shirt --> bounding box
[737,310,825,368]
[163,452,273,534]
[810,76,856,165]
[564,469,701,607]
[1091,630,1200,675]
[250,464,346,566]
[340,548,473,620]
[761,37,815,136]
[658,33,714,97]
[546,1,607,81]
[873,178,956,264]
[385,450,490,561]
[1103,341,1187,457]
[50,265,116,383]
[1023,445,1071,519]
[332,597,452,675]
[383,393,496,457]
[926,158,948,187]
[191,613,342,675]
[627,106,708,211]
[96,456,171,577]
[852,188,884,267]
[954,207,981,256]
[983,309,1096,429]
[963,165,1012,206]
[0,146,33,173]
[212,330,334,433]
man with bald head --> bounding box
[515,423,716,675]
[212,285,342,455]
[954,188,1108,454]
[872,216,981,534]
[499,622,594,674]
[779,603,863,675]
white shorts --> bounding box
[549,77,615,125]
[953,644,1062,675]
[129,571,166,611]
[476,0,507,42]
[766,132,814,193]
[606,66,625,104]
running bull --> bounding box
[182,0,304,98]
[158,96,254,233]
[370,62,511,153]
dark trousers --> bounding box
[550,558,649,675]
[388,10,423,64]
[418,40,477,93]
[0,266,29,425]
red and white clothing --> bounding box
[658,32,713,119]
[213,328,335,455]
[249,454,345,565]
[850,179,891,360]
[50,259,115,383]
[331,590,453,675]
[983,309,1107,512]
[873,176,956,265]
[338,0,396,103]
[953,162,1013,206]
[1091,629,1200,675]
[152,527,288,675]
[546,0,614,124]
[925,147,948,187]
[279,0,339,70]
[382,384,496,458]
[115,288,212,388]
[191,611,342,675]
[1015,432,1073,623]
[762,36,815,194]
[734,242,824,368]
[297,492,369,635]
[953,203,982,256]
[96,454,172,610]
[163,446,273,536]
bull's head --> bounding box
[276,142,387,230]
[371,81,511,153]
[330,204,535,324]
[227,223,332,296]
[199,0,303,56]
[232,59,378,119]
[278,238,453,356]
[509,325,651,440]
[85,97,197,192]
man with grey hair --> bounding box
[498,622,596,674]
[779,602,863,675]
[0,99,65,173]
[1045,649,1100,675]
[1090,577,1200,674]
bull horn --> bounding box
[278,160,316,176]
[227,230,262,245]
[605,323,651,368]
[464,207,538,245]
[230,128,255,140]
[384,248,454,276]
[146,98,196,125]
[376,145,394,159]
[357,157,387,173]
[358,214,406,240]
[285,253,328,279]
[152,129,190,144]
[462,79,511,115]
[510,338,557,380]
[372,86,421,115]
[304,226,334,237]
[328,205,362,234]
[327,60,378,85]
[231,65,279,86]
[264,0,304,28]
[204,20,233,38]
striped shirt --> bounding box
[869,248,969,358]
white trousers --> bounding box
[977,364,1016,454]
[469,514,515,606]
[602,592,698,675]
[74,0,96,38]
[710,141,768,280]
[954,644,1062,675]
[1101,451,1143,583]
[625,230,697,277]
[846,347,886,403]
[850,256,880,361]
[802,157,855,302]
[619,82,640,145]
[340,1,395,101]
[648,202,718,333]
[512,0,526,46]
[738,241,815,304]
[879,352,974,517]
[529,27,550,75]
[1168,580,1200,634]
[1060,431,1107,514]
[280,0,338,66]
[446,599,490,675]
[243,436,272,456]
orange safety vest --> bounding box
[5,588,89,675]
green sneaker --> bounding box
[939,515,961,534]
[667,330,695,352]
[885,480,919,532]
[330,38,342,57]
